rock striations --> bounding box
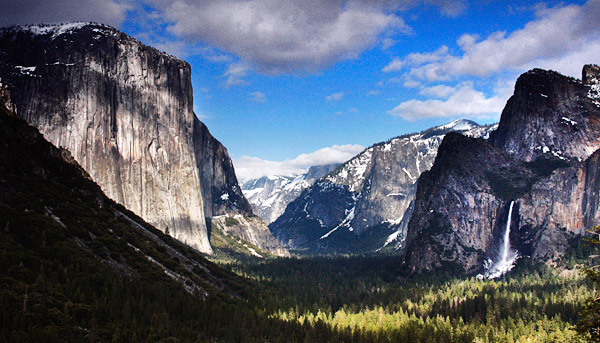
[270,120,496,254]
[0,22,287,256]
[404,65,600,274]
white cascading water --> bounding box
[480,201,519,279]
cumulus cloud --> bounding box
[419,84,456,98]
[402,0,600,81]
[326,92,345,101]
[387,82,512,121]
[233,144,364,182]
[144,0,407,73]
[382,57,403,72]
[250,91,266,103]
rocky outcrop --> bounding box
[0,23,287,256]
[211,214,290,257]
[490,67,600,162]
[405,65,600,274]
[242,163,338,224]
[193,118,253,218]
[270,120,496,254]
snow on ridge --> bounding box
[16,22,97,37]
[435,119,477,132]
[589,83,600,107]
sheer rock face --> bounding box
[490,68,600,162]
[242,164,339,225]
[270,120,495,254]
[0,23,287,256]
[405,65,600,274]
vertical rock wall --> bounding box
[0,24,213,252]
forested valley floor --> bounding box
[218,252,593,343]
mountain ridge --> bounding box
[270,119,496,254]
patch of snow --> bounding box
[402,167,416,182]
[320,206,356,239]
[561,117,578,125]
[382,142,393,152]
[588,83,600,107]
[23,22,91,38]
[243,243,263,258]
[540,94,548,98]
[436,119,476,132]
[383,230,401,247]
[220,193,229,200]
[386,193,406,197]
[15,66,38,77]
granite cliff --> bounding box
[0,23,286,256]
[270,120,495,254]
[404,65,600,274]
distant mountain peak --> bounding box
[270,120,496,254]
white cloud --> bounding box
[0,0,130,27]
[381,37,397,50]
[402,79,422,88]
[403,1,600,81]
[223,61,250,87]
[382,58,403,72]
[145,0,407,73]
[419,84,456,98]
[250,91,266,103]
[387,82,512,121]
[233,144,364,182]
[326,91,345,101]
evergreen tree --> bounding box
[578,226,600,342]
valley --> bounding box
[0,18,599,343]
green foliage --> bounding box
[0,109,593,342]
[577,226,600,341]
[224,216,239,227]
[223,256,590,343]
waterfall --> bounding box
[480,201,519,279]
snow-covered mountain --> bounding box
[242,164,338,224]
[270,119,497,254]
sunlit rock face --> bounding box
[211,214,290,257]
[270,120,495,254]
[404,65,600,275]
[0,23,287,256]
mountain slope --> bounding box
[404,65,600,275]
[270,120,496,254]
[0,89,263,340]
[242,164,339,224]
[0,22,286,256]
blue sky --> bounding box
[2,0,599,181]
